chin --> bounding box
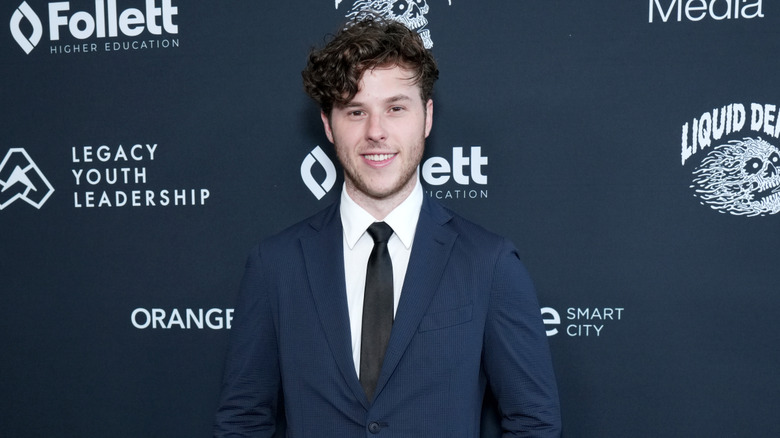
[358,181,404,199]
[347,169,416,200]
[365,187,401,199]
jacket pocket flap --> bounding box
[418,304,473,332]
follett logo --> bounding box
[0,148,55,210]
[301,146,337,200]
[10,2,42,54]
[9,0,179,55]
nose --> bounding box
[765,163,777,178]
[409,4,421,19]
[366,113,387,143]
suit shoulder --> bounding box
[249,202,338,255]
[428,200,517,257]
[439,204,506,243]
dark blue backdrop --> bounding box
[2,1,779,436]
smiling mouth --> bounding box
[363,153,396,162]
[752,182,780,200]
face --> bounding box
[321,66,433,212]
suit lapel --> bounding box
[300,199,458,407]
[300,203,370,409]
[374,198,458,397]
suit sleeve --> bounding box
[483,239,562,437]
[214,246,280,438]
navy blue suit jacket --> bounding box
[215,197,561,437]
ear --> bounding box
[320,111,334,143]
[424,99,433,138]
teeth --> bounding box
[364,153,394,162]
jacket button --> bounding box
[368,422,381,434]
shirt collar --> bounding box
[340,176,423,250]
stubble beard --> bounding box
[340,137,425,205]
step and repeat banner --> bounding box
[2,1,779,437]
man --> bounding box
[214,17,561,437]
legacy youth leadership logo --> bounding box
[335,0,452,49]
[0,148,55,210]
[681,103,780,217]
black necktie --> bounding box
[359,221,394,402]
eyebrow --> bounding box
[341,94,413,109]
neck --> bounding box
[345,176,417,221]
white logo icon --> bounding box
[336,0,452,49]
[301,146,337,200]
[0,148,55,210]
[10,2,43,54]
[692,137,780,217]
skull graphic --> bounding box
[691,137,780,216]
[345,0,434,48]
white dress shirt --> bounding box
[340,178,423,377]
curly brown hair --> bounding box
[302,17,439,115]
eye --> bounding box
[769,152,780,166]
[745,157,763,174]
[392,1,408,15]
